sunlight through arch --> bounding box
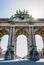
[16,35,28,58]
[35,35,43,51]
[1,35,9,51]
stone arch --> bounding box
[35,35,43,50]
[35,29,44,58]
[0,28,9,38]
[15,28,29,59]
[0,28,9,59]
[16,35,28,59]
[16,28,29,38]
[35,29,44,46]
[35,29,44,38]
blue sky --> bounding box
[0,0,44,18]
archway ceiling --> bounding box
[0,29,9,38]
[16,29,29,38]
[35,30,44,37]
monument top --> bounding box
[9,9,34,22]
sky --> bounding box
[16,35,27,58]
[0,0,44,19]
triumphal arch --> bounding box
[0,10,44,61]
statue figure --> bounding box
[5,46,14,60]
[30,48,40,61]
[9,9,34,21]
[16,10,18,14]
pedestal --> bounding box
[30,47,39,61]
[29,27,39,61]
[5,27,14,60]
[5,46,14,60]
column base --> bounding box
[30,47,40,61]
[5,46,14,60]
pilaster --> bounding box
[5,27,14,60]
[12,27,16,59]
[8,27,13,46]
[29,27,39,61]
[31,27,36,47]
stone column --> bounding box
[42,35,44,47]
[0,39,2,58]
[12,27,15,46]
[29,27,33,49]
[27,38,30,59]
[42,37,44,57]
[29,27,39,61]
[12,27,16,59]
[27,27,32,60]
[5,27,14,60]
[8,27,13,46]
[31,27,36,47]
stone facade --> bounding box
[0,10,44,61]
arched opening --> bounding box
[1,35,9,51]
[35,34,44,58]
[0,35,9,60]
[35,35,43,51]
[16,35,28,60]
